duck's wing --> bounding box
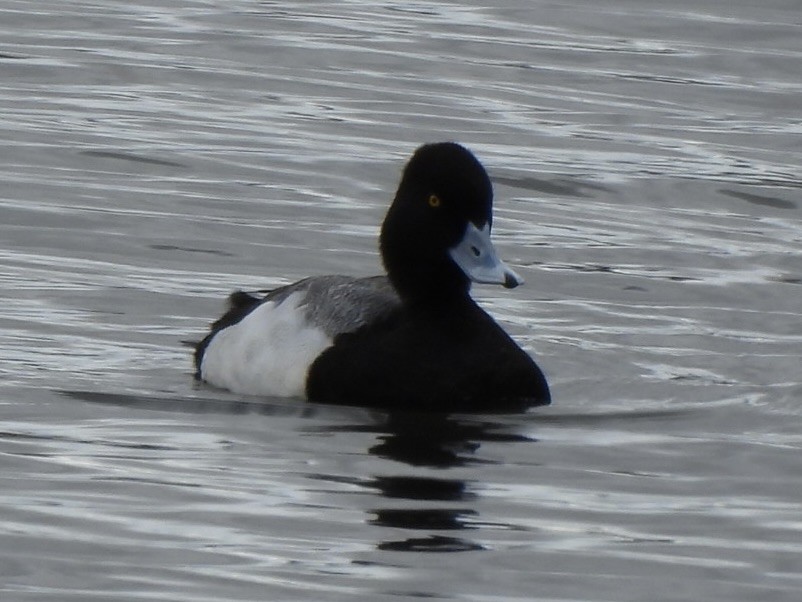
[194,275,400,381]
[263,275,400,338]
[208,290,264,331]
[208,275,398,337]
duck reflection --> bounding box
[368,473,480,552]
[62,390,537,553]
[365,412,533,553]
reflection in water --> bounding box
[377,534,485,553]
[62,390,537,554]
[369,412,534,468]
[370,414,481,468]
[370,508,478,531]
[365,412,533,553]
[369,476,474,501]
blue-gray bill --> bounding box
[448,222,523,289]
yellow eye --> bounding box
[428,194,441,208]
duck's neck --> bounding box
[390,275,477,320]
[383,252,470,303]
[379,198,475,310]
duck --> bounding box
[194,142,550,412]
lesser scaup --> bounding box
[195,142,550,412]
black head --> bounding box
[380,142,520,302]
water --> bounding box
[1,0,801,600]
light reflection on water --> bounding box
[1,0,801,601]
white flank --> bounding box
[200,292,332,398]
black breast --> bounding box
[306,299,550,412]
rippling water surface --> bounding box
[1,1,801,600]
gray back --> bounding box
[265,275,399,338]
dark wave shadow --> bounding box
[532,407,698,426]
[494,174,613,197]
[720,188,797,210]
[80,150,186,168]
[58,389,355,420]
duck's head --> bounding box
[380,142,522,302]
